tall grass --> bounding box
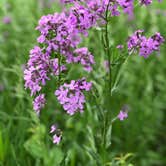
[0,0,166,165]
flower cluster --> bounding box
[61,0,134,18]
[24,13,94,115]
[73,48,95,72]
[139,0,152,5]
[24,1,97,118]
[55,78,92,115]
[140,0,163,5]
[60,0,160,20]
[24,0,164,145]
[36,10,96,61]
[33,94,46,115]
[128,30,164,58]
[24,46,50,96]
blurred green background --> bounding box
[0,0,165,165]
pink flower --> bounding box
[3,16,11,24]
[118,111,128,121]
[53,134,61,144]
[116,44,124,49]
[33,94,46,115]
[55,78,92,115]
[50,125,57,133]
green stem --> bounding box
[105,2,112,94]
[103,1,111,145]
[101,2,112,164]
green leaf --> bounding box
[24,135,46,159]
[106,124,112,149]
[44,147,64,166]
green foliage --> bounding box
[24,124,64,166]
[0,0,165,165]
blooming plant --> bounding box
[24,0,164,163]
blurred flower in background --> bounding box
[2,16,11,24]
[38,0,56,9]
[116,44,124,50]
[103,60,109,73]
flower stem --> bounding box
[105,2,112,94]
[101,2,112,164]
[102,1,112,148]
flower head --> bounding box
[3,16,11,24]
[128,30,164,58]
[55,78,92,115]
[50,124,57,133]
[33,94,46,115]
[53,134,61,144]
[118,111,128,121]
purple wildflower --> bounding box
[50,124,57,133]
[33,94,46,115]
[73,47,95,72]
[139,0,152,5]
[24,46,50,96]
[117,0,134,16]
[55,78,92,115]
[128,30,164,58]
[118,111,128,121]
[50,125,62,144]
[2,16,11,24]
[127,30,144,51]
[53,134,61,144]
[23,0,161,145]
[116,44,124,49]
